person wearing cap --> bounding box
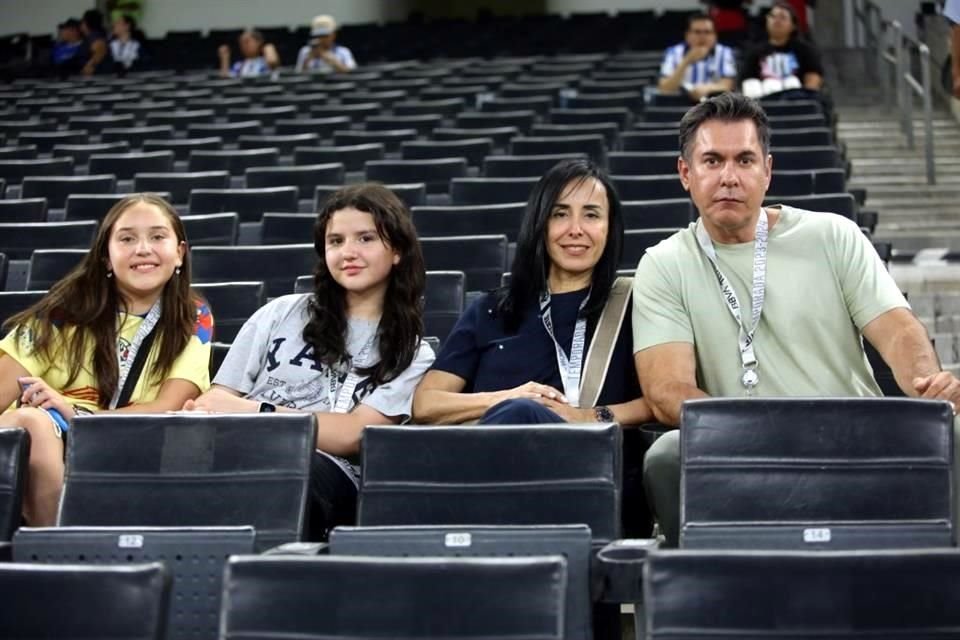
[295,15,356,73]
[218,29,280,78]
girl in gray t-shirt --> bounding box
[186,184,435,539]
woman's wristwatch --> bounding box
[594,405,615,423]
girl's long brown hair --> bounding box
[4,194,198,407]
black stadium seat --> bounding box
[261,213,315,245]
[246,164,346,199]
[17,131,87,152]
[365,159,468,194]
[192,245,316,297]
[52,141,131,164]
[142,137,223,161]
[133,171,230,205]
[622,199,694,230]
[188,187,299,222]
[484,154,586,178]
[0,290,46,331]
[510,135,607,166]
[401,138,494,167]
[0,221,97,259]
[450,177,538,206]
[315,183,426,209]
[0,198,48,223]
[275,116,352,138]
[64,192,174,222]
[613,175,687,201]
[333,129,419,153]
[294,144,385,172]
[181,212,239,246]
[0,427,29,540]
[188,148,280,176]
[101,126,176,148]
[88,151,175,180]
[27,249,86,289]
[0,158,74,184]
[420,235,508,291]
[412,203,526,241]
[238,134,321,154]
[193,281,265,342]
[186,121,262,144]
[764,193,857,220]
[21,175,117,209]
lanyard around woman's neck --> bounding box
[539,288,590,408]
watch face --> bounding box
[259,402,276,413]
[595,406,614,423]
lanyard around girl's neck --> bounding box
[539,288,590,408]
[695,209,769,395]
[109,299,162,409]
[327,330,377,414]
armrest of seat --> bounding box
[262,541,329,555]
[594,538,659,603]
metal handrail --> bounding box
[854,0,936,184]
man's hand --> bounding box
[913,372,960,412]
[535,397,594,423]
[684,46,711,64]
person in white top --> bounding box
[296,14,356,74]
[218,29,279,78]
[109,14,143,75]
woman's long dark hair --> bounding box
[5,194,198,408]
[498,158,624,332]
[303,183,425,385]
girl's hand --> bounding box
[183,388,259,413]
[18,377,75,418]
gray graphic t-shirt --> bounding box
[213,293,435,483]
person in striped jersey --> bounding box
[657,14,738,102]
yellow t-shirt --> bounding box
[0,301,213,411]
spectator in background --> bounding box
[109,14,145,76]
[295,14,356,73]
[740,1,823,96]
[79,8,109,76]
[52,18,86,78]
[218,29,279,78]
[658,14,738,102]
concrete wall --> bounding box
[1,0,91,38]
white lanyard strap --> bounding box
[109,300,162,409]
[539,290,589,407]
[328,331,377,414]
[695,209,769,390]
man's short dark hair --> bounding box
[687,13,714,30]
[678,92,771,161]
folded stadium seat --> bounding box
[192,244,316,297]
[813,167,846,193]
[621,130,680,153]
[0,119,57,138]
[27,249,86,289]
[67,113,136,135]
[481,96,554,117]
[88,151,175,181]
[292,275,312,294]
[0,562,170,640]
[645,549,960,639]
[57,412,315,549]
[423,269,466,345]
[238,134,321,155]
[549,107,633,129]
[566,91,644,112]
[152,89,214,105]
[455,110,537,135]
[412,203,527,241]
[343,90,408,109]
[768,170,816,196]
[450,177,539,206]
[0,290,45,329]
[420,84,492,102]
[484,153,587,178]
[758,98,823,117]
[142,136,223,161]
[133,171,230,205]
[188,187,299,223]
[580,79,649,94]
[680,398,953,549]
[770,145,841,171]
[769,113,828,129]
[211,341,230,376]
[246,164,345,200]
[0,146,38,160]
[365,158,468,194]
[498,82,566,101]
[510,135,607,166]
[14,527,254,640]
[20,175,117,209]
[221,555,567,640]
[621,228,680,269]
[262,92,330,113]
[111,99,177,118]
[80,92,145,107]
[52,141,130,164]
[434,126,520,147]
[613,175,687,201]
[771,127,834,147]
[180,212,239,246]
[0,220,97,259]
[622,199,694,230]
[369,79,432,96]
[333,129,419,153]
[38,106,98,124]
[298,81,357,98]
[0,427,29,540]
[185,96,253,116]
[260,213,316,245]
[193,281,265,342]
[309,102,383,123]
[275,116,352,138]
[358,423,622,545]
[640,106,689,127]
[224,85,286,99]
[366,114,445,138]
[226,106,298,128]
[315,183,426,209]
[0,198,47,223]
[188,148,280,176]
[401,138,494,167]
[64,192,174,222]
[530,122,621,148]
[0,158,74,184]
[393,97,466,118]
[420,234,508,290]
[764,193,856,221]
[185,121,262,144]
[145,109,216,132]
[294,143,385,172]
[608,151,679,176]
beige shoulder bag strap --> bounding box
[578,276,633,408]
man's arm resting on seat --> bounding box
[862,306,960,404]
[634,341,708,427]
